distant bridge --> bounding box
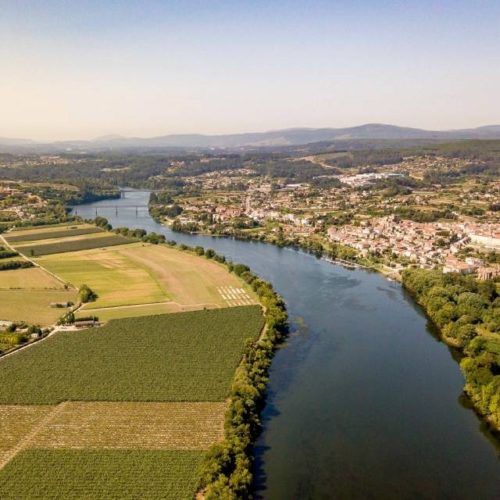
[72,205,148,216]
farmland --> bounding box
[2,224,256,325]
[0,290,76,326]
[38,242,255,313]
[0,222,266,497]
[12,233,135,256]
[0,449,204,499]
[0,238,75,326]
[0,266,64,289]
[0,406,53,463]
[0,306,264,404]
[75,302,209,321]
[4,225,104,243]
[29,401,226,450]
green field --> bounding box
[5,226,103,243]
[38,242,254,313]
[0,306,263,404]
[75,302,204,321]
[0,449,203,500]
[0,290,76,326]
[15,234,135,256]
[8,222,80,233]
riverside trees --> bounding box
[403,268,499,430]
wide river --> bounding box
[73,190,500,498]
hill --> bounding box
[2,123,500,152]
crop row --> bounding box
[30,401,226,450]
[16,234,135,257]
[0,449,203,499]
[0,305,264,404]
[5,226,103,243]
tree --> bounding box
[79,284,97,303]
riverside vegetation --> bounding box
[403,268,500,431]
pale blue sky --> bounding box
[1,1,499,140]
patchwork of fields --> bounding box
[0,307,263,404]
[0,232,77,325]
[0,223,265,497]
[4,225,104,243]
[1,223,256,326]
[0,307,262,496]
[38,241,256,315]
[13,233,135,256]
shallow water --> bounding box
[73,191,500,499]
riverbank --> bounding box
[402,268,500,434]
[163,216,500,435]
[161,219,403,282]
[69,190,500,499]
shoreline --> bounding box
[159,217,500,437]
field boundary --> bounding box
[0,402,68,470]
[0,234,73,289]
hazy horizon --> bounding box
[2,0,500,141]
[3,121,500,144]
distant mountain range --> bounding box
[2,123,500,152]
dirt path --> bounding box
[0,324,79,361]
[0,402,68,470]
[0,234,74,289]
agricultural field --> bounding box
[0,306,264,404]
[0,290,75,326]
[0,253,76,326]
[12,233,135,256]
[4,225,104,243]
[0,406,53,463]
[39,242,255,315]
[0,449,204,499]
[0,266,64,289]
[7,222,80,233]
[75,302,207,321]
[29,401,226,450]
[0,223,264,497]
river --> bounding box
[72,190,500,499]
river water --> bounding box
[73,190,500,499]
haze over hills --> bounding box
[1,123,500,152]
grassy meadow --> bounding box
[0,306,264,404]
[0,289,76,326]
[39,242,254,314]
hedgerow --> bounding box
[0,250,18,259]
[0,260,33,271]
[165,240,289,498]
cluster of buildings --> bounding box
[338,172,403,187]
[0,183,45,221]
[327,215,499,278]
[163,156,498,279]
